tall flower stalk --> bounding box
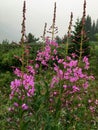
[20,0,26,71]
[79,0,86,66]
[47,2,58,40]
[66,12,73,56]
[41,22,47,41]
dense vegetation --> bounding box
[0,0,98,129]
[0,39,98,130]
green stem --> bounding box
[19,109,23,130]
[66,37,69,56]
[52,23,54,40]
[21,40,25,72]
[78,29,83,66]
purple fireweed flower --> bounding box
[71,53,77,58]
[27,88,35,97]
[46,38,58,47]
[50,55,95,111]
[54,64,59,72]
[83,56,90,70]
[66,68,72,73]
[10,66,35,106]
[22,103,28,110]
[64,72,70,80]
[55,56,58,60]
[58,59,64,64]
[57,69,64,79]
[69,77,78,82]
[10,79,21,99]
[63,62,68,68]
[89,106,95,113]
[83,56,88,63]
[50,76,59,88]
[69,60,78,67]
[14,102,19,107]
[23,74,35,93]
[53,49,57,55]
[14,68,22,77]
[53,91,58,96]
[72,86,80,92]
[88,99,92,103]
[82,81,89,89]
[11,79,21,90]
[88,75,95,80]
[95,99,98,105]
[36,39,59,68]
[66,56,71,61]
[35,63,39,69]
[41,60,48,66]
[8,107,14,112]
[63,85,67,89]
[26,66,35,75]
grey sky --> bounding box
[0,0,98,42]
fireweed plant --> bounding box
[8,0,97,129]
[9,1,35,129]
[9,38,95,129]
[36,37,58,68]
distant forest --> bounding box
[0,15,98,44]
[56,15,98,44]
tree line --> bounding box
[56,15,98,43]
[85,15,98,41]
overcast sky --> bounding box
[0,0,98,42]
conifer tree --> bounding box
[71,18,90,57]
[85,15,92,40]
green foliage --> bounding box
[55,35,62,44]
[27,33,39,43]
[85,15,92,39]
[94,33,98,41]
[0,42,98,129]
[85,16,98,41]
[0,42,18,53]
[0,47,22,72]
[30,43,42,60]
[71,18,90,57]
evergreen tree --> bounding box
[62,34,67,44]
[27,33,39,43]
[85,15,92,40]
[55,36,62,44]
[95,19,98,33]
[71,18,90,57]
[91,21,96,40]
